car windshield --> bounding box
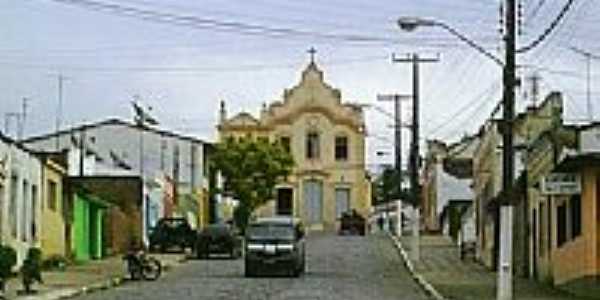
[161,219,186,227]
[246,224,295,240]
[203,225,229,235]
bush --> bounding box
[0,245,17,293]
[21,247,43,294]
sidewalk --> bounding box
[2,254,187,300]
[393,234,591,300]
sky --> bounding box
[1,0,598,167]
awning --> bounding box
[554,153,600,172]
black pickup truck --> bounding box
[148,218,196,253]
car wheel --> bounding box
[244,265,256,277]
[230,248,239,259]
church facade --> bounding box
[217,59,371,231]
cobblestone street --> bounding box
[71,234,428,300]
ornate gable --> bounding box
[262,62,364,133]
[218,55,366,135]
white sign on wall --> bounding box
[581,126,600,153]
[541,173,581,195]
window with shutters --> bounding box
[48,180,58,211]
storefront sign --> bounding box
[541,173,581,195]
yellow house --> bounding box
[541,123,600,297]
[39,155,67,259]
[472,119,503,269]
[217,58,371,231]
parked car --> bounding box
[195,224,242,259]
[148,218,196,253]
[338,210,366,236]
[244,217,305,277]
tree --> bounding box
[0,245,17,295]
[212,137,294,232]
[374,166,402,205]
[20,248,43,295]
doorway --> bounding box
[303,180,323,225]
[276,188,293,216]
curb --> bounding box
[388,234,447,300]
[17,256,187,300]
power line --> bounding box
[517,0,575,53]
[42,0,406,45]
[0,54,389,73]
[525,0,546,25]
[424,80,500,137]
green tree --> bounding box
[374,166,402,205]
[20,247,43,294]
[0,245,17,294]
[212,137,294,232]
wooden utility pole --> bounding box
[393,53,439,261]
[377,93,411,234]
[498,0,517,299]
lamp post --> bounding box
[398,7,517,300]
[397,17,503,67]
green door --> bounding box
[89,205,104,259]
[74,194,91,261]
[73,193,106,261]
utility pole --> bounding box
[498,0,517,299]
[377,94,411,234]
[55,74,69,150]
[393,53,439,262]
[570,46,598,122]
[19,97,31,141]
[526,72,541,107]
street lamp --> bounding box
[398,9,517,300]
[397,17,504,67]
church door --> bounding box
[335,188,350,218]
[303,180,323,225]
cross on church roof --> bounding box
[308,47,317,63]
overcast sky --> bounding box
[1,0,598,166]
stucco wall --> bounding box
[552,168,599,285]
[40,161,67,259]
[0,139,42,266]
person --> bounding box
[124,239,145,278]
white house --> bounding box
[0,133,42,265]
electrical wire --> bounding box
[0,54,389,73]
[517,0,575,53]
[424,80,501,138]
[41,0,407,45]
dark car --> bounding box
[244,217,306,277]
[148,218,196,253]
[195,224,241,259]
[338,210,366,236]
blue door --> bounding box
[303,180,323,225]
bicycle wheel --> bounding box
[141,257,162,281]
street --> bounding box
[71,234,428,300]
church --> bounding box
[217,52,371,231]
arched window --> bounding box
[306,132,320,159]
